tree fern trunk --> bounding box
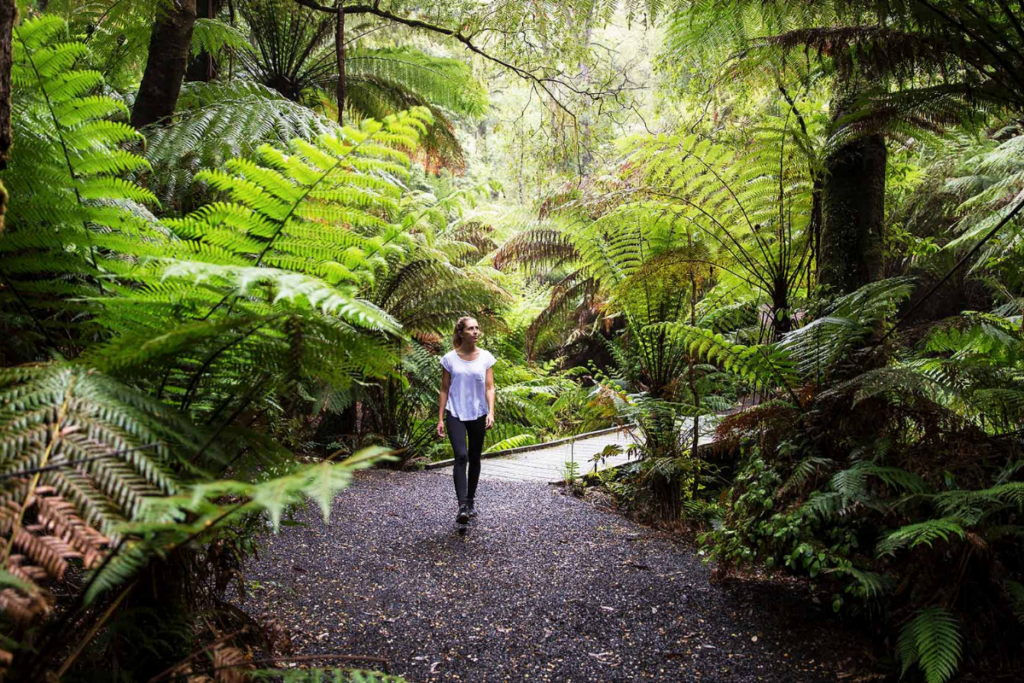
[185,0,221,83]
[820,131,887,294]
[131,0,197,129]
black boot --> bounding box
[456,504,470,524]
[466,500,477,518]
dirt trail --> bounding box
[240,469,869,682]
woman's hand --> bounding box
[485,413,494,430]
[436,419,446,438]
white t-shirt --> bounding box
[440,349,496,421]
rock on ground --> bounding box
[239,469,870,682]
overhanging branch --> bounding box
[290,0,623,117]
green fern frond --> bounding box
[1004,580,1024,626]
[825,566,894,600]
[191,17,252,58]
[781,278,916,380]
[877,518,966,557]
[896,607,963,683]
[2,15,160,357]
[347,47,487,118]
[484,433,540,453]
[142,81,338,206]
[93,108,433,399]
[651,322,798,394]
[781,456,835,492]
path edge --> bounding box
[423,424,636,470]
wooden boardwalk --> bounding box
[427,421,717,484]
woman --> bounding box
[437,316,496,524]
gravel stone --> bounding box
[240,469,870,682]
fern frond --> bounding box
[484,433,540,453]
[2,16,159,358]
[652,322,798,395]
[877,518,966,557]
[896,607,963,683]
[142,81,338,206]
[0,362,217,617]
[825,566,894,600]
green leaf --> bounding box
[896,607,963,683]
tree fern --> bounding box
[141,81,339,206]
[651,322,798,397]
[93,110,433,414]
[190,16,252,60]
[1,15,160,358]
[235,0,485,169]
[780,277,916,381]
[0,363,207,620]
[346,47,486,119]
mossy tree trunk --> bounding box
[819,98,887,294]
[131,0,197,129]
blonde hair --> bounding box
[452,316,477,350]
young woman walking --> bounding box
[437,317,496,524]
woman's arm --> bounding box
[437,368,451,437]
[485,367,495,429]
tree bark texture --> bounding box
[131,0,197,129]
[336,1,345,125]
[185,0,221,82]
[820,132,887,294]
[0,0,14,166]
[0,0,16,232]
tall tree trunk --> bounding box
[0,0,13,167]
[578,5,596,174]
[185,0,220,82]
[809,173,823,285]
[820,97,887,294]
[336,1,345,124]
[0,0,16,232]
[819,134,886,293]
[131,0,197,129]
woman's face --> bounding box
[462,319,480,345]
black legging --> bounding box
[446,413,486,505]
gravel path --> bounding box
[240,469,870,682]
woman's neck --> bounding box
[458,342,477,355]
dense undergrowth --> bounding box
[2,1,1024,682]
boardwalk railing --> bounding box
[423,424,637,471]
